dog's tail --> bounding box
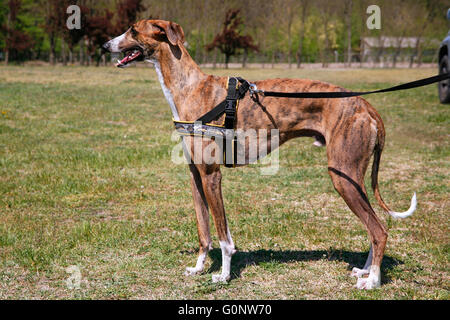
[371,129,417,219]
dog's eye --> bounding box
[130,26,138,37]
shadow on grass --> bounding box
[206,248,403,284]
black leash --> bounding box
[195,73,450,125]
[174,72,450,168]
[259,72,450,99]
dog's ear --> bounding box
[152,21,185,46]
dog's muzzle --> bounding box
[101,40,144,68]
[115,48,144,68]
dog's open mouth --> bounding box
[116,48,144,68]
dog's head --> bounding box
[102,20,185,68]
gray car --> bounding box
[438,9,450,103]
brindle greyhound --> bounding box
[102,19,416,289]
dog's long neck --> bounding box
[151,44,207,121]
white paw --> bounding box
[184,267,202,276]
[356,276,380,290]
[212,274,230,283]
[313,140,324,147]
[351,267,370,278]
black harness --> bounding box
[173,77,251,167]
[173,72,450,168]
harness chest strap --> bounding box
[224,77,238,129]
[173,77,248,167]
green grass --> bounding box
[0,65,448,299]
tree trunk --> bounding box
[96,48,101,67]
[225,54,229,69]
[376,36,384,65]
[322,23,330,68]
[62,40,67,66]
[412,37,421,67]
[296,0,308,69]
[69,48,74,64]
[49,34,55,65]
[287,18,293,69]
[49,34,56,65]
[417,44,423,67]
[288,37,292,69]
[212,48,217,69]
[346,0,353,67]
[296,36,304,69]
[194,35,201,63]
[393,38,403,68]
[242,50,247,68]
[5,3,12,65]
[360,41,364,68]
[80,39,85,66]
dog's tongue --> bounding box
[116,50,142,67]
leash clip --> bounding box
[248,82,263,101]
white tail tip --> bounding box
[389,192,417,219]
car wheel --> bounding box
[439,54,450,104]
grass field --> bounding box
[0,65,448,299]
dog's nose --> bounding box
[102,42,111,52]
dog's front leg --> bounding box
[200,166,236,283]
[185,164,212,276]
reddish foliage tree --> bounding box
[206,9,258,69]
[115,0,146,34]
[43,1,115,66]
[5,29,34,62]
[85,9,115,66]
[43,0,68,65]
[62,4,89,64]
[2,0,34,64]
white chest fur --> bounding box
[148,59,180,121]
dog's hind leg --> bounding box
[327,116,387,289]
[199,165,236,283]
[351,245,372,278]
[185,164,213,276]
[328,166,387,289]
